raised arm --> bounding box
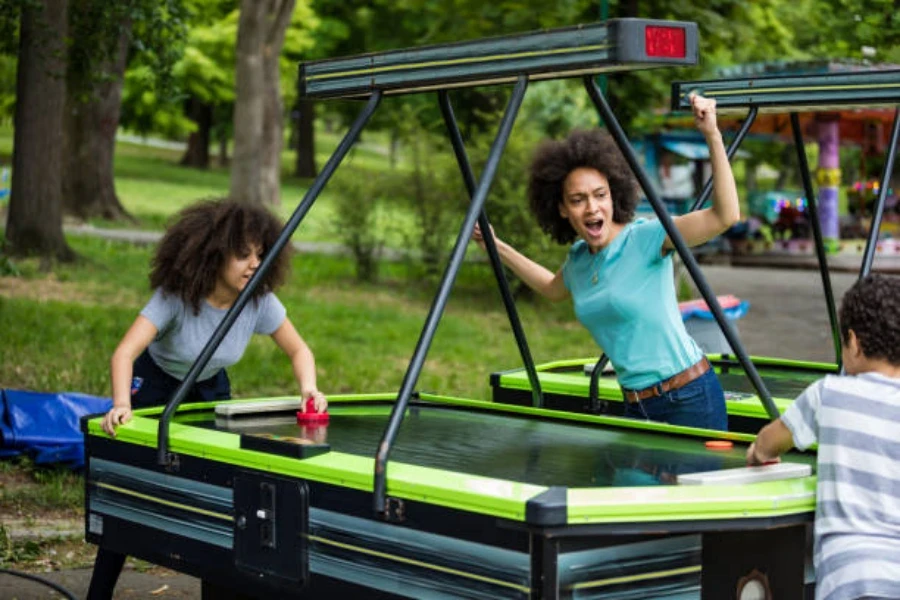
[472,223,569,302]
[271,318,327,412]
[664,94,740,250]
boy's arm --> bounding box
[747,418,796,465]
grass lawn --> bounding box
[0,234,596,401]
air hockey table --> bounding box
[82,17,822,600]
[492,354,838,434]
[82,394,815,599]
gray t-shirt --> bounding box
[141,288,287,381]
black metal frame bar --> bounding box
[790,113,842,365]
[156,92,383,466]
[438,91,544,407]
[689,107,759,212]
[530,534,559,599]
[373,76,529,516]
[585,75,781,420]
[860,107,900,278]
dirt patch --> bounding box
[0,275,94,304]
[0,464,83,538]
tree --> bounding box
[63,1,133,221]
[174,2,239,169]
[5,0,74,261]
[63,0,187,221]
[230,0,320,206]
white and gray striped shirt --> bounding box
[782,372,900,600]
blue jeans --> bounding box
[623,368,728,431]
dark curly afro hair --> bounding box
[150,199,291,315]
[839,273,900,364]
[527,129,638,245]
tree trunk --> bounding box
[180,96,213,169]
[218,128,229,167]
[230,0,295,206]
[261,36,285,207]
[230,1,266,205]
[294,98,316,178]
[6,0,74,261]
[63,18,132,222]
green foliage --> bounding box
[327,169,392,282]
[777,0,900,63]
[67,0,188,99]
[395,131,468,279]
[0,534,44,565]
[0,0,36,55]
[0,55,15,121]
[120,65,194,137]
[522,80,599,138]
[120,0,320,141]
[120,1,221,137]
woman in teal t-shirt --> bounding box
[473,94,737,431]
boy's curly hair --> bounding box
[150,199,291,315]
[839,273,900,364]
[527,129,638,245]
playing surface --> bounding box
[195,404,815,488]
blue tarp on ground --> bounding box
[0,389,111,469]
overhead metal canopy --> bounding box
[299,18,698,100]
[671,69,900,114]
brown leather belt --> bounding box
[621,358,711,404]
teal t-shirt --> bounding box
[562,219,703,390]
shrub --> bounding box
[327,170,391,282]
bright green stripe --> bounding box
[307,534,531,593]
[567,477,816,523]
[95,482,232,522]
[569,565,701,590]
[704,82,900,97]
[308,43,610,82]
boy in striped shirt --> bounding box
[748,273,900,600]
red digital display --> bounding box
[645,26,686,58]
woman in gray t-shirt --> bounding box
[100,199,327,436]
[89,200,328,600]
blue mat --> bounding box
[0,389,111,469]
